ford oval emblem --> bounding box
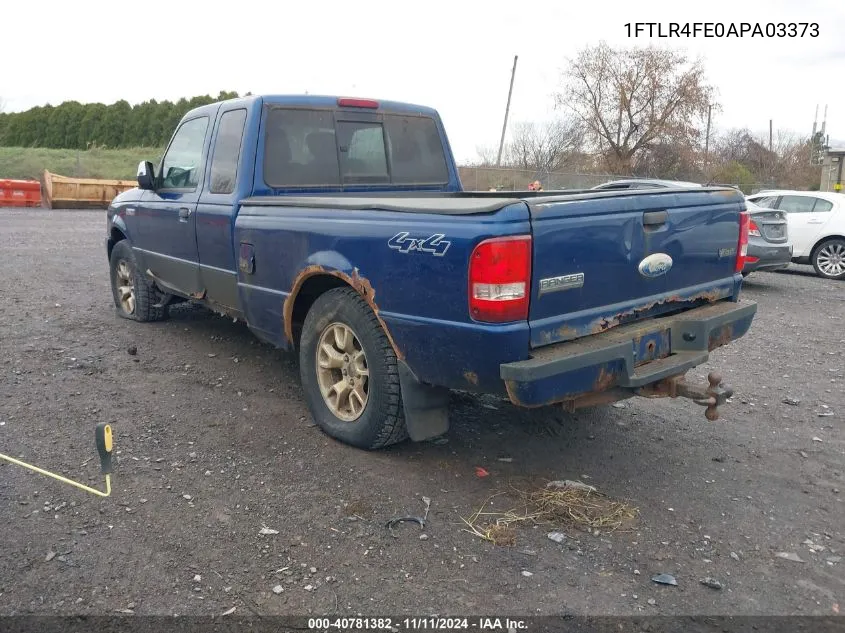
[638,253,673,278]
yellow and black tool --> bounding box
[0,422,114,498]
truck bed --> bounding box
[237,185,746,362]
[241,186,729,215]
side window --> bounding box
[209,109,247,195]
[750,196,779,208]
[812,199,834,213]
[264,108,339,187]
[779,195,817,214]
[337,121,389,182]
[160,117,209,190]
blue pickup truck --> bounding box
[106,94,757,449]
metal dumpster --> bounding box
[42,170,136,209]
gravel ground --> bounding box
[0,209,842,617]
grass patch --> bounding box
[461,482,639,546]
[0,146,163,181]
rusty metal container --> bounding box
[42,170,137,209]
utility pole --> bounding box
[496,55,518,167]
[769,119,774,186]
[704,104,712,173]
[769,119,773,153]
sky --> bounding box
[2,0,843,163]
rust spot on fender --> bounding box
[283,265,403,360]
[463,371,479,386]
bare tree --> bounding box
[504,119,585,173]
[556,42,716,174]
[634,142,702,181]
[712,127,820,189]
[472,144,500,167]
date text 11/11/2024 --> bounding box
[307,617,528,630]
[624,22,819,38]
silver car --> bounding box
[590,178,703,190]
[742,201,792,276]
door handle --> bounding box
[178,207,192,222]
[642,210,668,227]
[807,219,824,224]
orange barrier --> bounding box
[0,179,43,207]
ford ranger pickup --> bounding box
[105,94,758,449]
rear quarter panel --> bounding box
[233,203,532,393]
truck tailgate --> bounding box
[527,188,744,348]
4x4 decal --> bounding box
[387,232,451,256]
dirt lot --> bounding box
[1,209,843,618]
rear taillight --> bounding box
[736,212,750,273]
[748,219,761,237]
[468,235,532,323]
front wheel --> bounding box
[109,240,168,321]
[298,287,408,450]
[812,238,845,280]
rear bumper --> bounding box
[744,241,792,273]
[500,300,757,407]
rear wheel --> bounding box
[812,238,845,280]
[109,240,168,321]
[299,287,407,450]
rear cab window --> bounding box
[262,106,449,188]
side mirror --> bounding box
[137,161,156,190]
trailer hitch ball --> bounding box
[703,372,734,421]
[635,372,735,420]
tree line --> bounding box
[475,43,824,190]
[0,45,827,191]
[0,91,241,149]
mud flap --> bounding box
[398,361,450,442]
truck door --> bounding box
[134,114,212,297]
[195,107,249,311]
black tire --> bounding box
[811,238,845,280]
[109,240,168,322]
[299,287,408,450]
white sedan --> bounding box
[745,190,845,280]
